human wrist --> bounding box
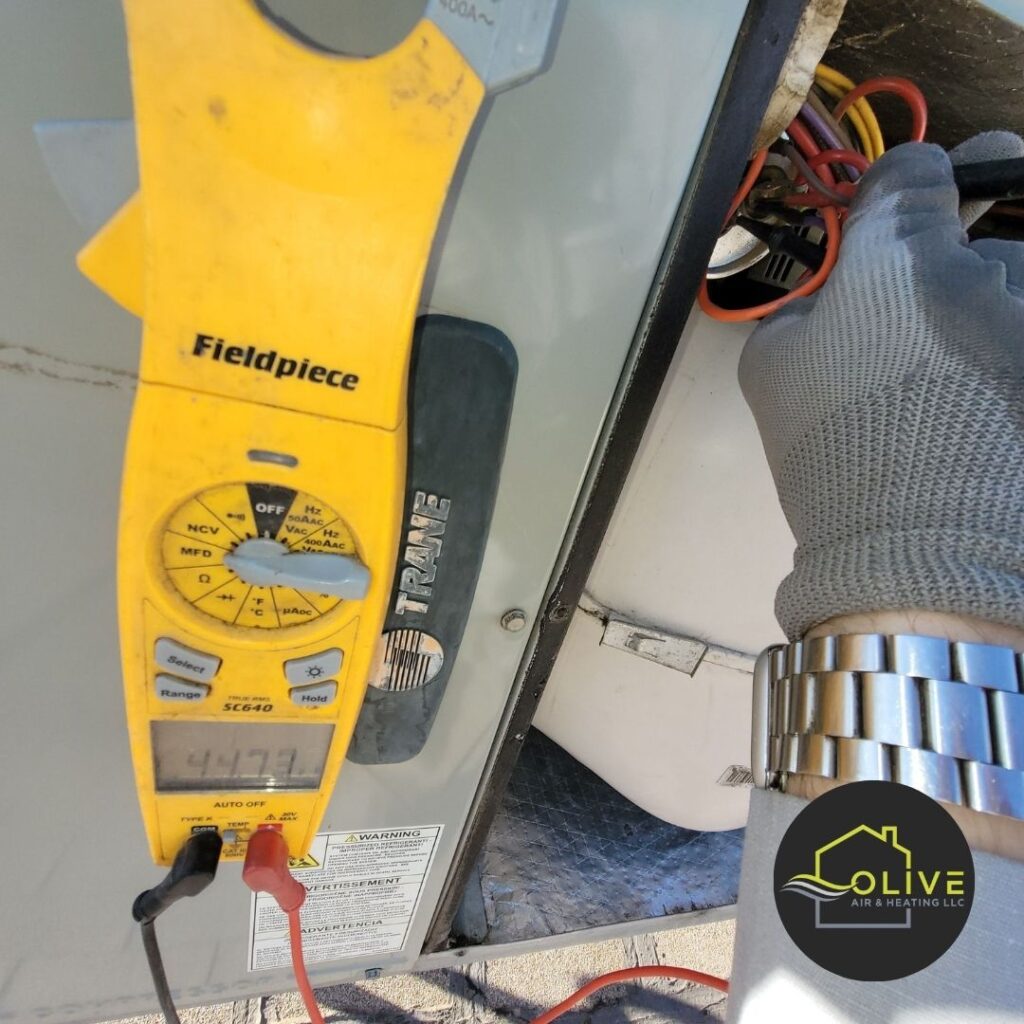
[805,609,1024,650]
[790,610,1024,862]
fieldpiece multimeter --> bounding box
[78,0,556,864]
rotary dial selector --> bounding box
[161,482,366,628]
[224,538,370,597]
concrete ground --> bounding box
[109,917,735,1024]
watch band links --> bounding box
[752,633,1024,820]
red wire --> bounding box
[785,118,828,173]
[833,76,928,142]
[700,77,929,323]
[530,965,729,1024]
[698,205,840,321]
[700,115,841,322]
[782,181,856,208]
[288,909,325,1024]
[726,147,768,222]
[808,148,871,176]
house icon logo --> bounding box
[773,782,974,981]
[781,823,913,929]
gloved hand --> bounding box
[738,133,1024,640]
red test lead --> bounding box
[242,827,306,912]
[243,827,323,1024]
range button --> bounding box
[155,638,221,682]
[155,674,211,702]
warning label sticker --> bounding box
[247,825,443,971]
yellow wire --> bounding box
[815,63,885,160]
[816,78,875,160]
[815,64,885,156]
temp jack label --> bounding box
[192,333,360,391]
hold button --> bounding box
[290,681,338,707]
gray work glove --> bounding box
[738,133,1024,640]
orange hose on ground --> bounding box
[530,965,729,1024]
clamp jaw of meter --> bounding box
[79,0,557,865]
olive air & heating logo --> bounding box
[781,822,967,929]
[774,782,974,980]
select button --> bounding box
[155,638,221,682]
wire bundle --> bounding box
[700,63,928,322]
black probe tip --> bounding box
[132,831,224,924]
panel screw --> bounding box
[500,609,528,632]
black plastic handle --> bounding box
[953,158,1024,203]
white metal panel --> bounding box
[536,611,757,831]
[535,311,795,830]
[0,1,750,1019]
[588,313,793,653]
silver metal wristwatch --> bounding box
[752,633,1024,820]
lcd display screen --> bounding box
[152,721,335,792]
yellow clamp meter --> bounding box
[79,0,556,864]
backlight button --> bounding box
[284,648,343,687]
